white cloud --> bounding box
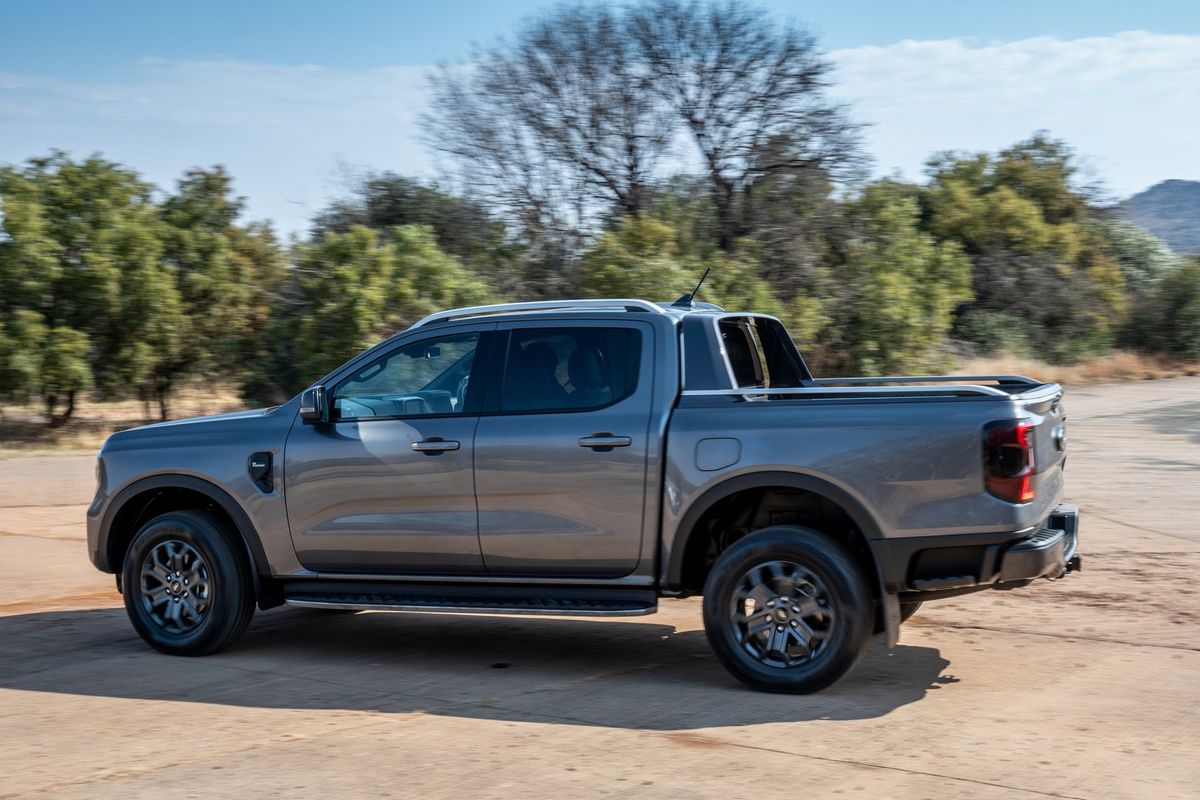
[829,31,1200,197]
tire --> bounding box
[899,600,922,623]
[121,510,256,656]
[702,525,872,693]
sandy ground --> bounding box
[1,377,1198,799]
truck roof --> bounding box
[410,298,729,330]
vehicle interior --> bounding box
[332,336,478,419]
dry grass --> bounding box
[0,385,247,457]
[959,350,1200,386]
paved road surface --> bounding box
[1,378,1198,799]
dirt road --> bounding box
[2,378,1198,799]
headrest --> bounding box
[568,347,604,390]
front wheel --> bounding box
[702,526,872,693]
[121,510,256,656]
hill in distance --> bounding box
[1120,180,1200,255]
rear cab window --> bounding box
[718,316,809,390]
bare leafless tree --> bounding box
[425,1,862,259]
[630,0,864,251]
[426,61,571,233]
[425,4,675,233]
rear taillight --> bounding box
[983,420,1036,503]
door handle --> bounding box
[411,438,460,452]
[578,435,631,449]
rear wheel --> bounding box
[121,510,255,656]
[702,526,872,693]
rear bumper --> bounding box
[997,503,1080,585]
[876,503,1081,596]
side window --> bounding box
[500,327,641,413]
[720,319,765,388]
[719,317,808,389]
[332,332,480,420]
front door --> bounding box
[473,321,655,577]
[284,328,488,573]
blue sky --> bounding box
[3,1,1199,236]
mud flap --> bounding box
[882,592,901,648]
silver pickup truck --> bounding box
[87,298,1080,693]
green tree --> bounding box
[0,168,59,310]
[39,326,93,425]
[292,226,392,382]
[386,224,493,330]
[922,135,1125,362]
[575,217,694,299]
[275,224,496,393]
[313,172,517,283]
[1097,219,1179,297]
[1133,258,1200,359]
[1,153,184,422]
[0,169,56,408]
[157,167,285,416]
[0,310,49,406]
[23,154,138,373]
[1097,219,1182,352]
[834,180,973,374]
[575,214,827,350]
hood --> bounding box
[105,407,281,443]
[134,407,276,430]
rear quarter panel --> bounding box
[663,394,1065,556]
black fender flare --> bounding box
[663,470,900,644]
[100,474,273,601]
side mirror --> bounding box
[299,386,328,423]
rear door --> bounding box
[284,325,493,573]
[473,320,655,577]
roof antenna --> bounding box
[672,267,711,308]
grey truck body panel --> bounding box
[87,301,1072,622]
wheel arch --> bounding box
[100,474,278,607]
[663,470,895,639]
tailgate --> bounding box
[1020,383,1067,474]
[982,381,1066,520]
[1015,383,1068,518]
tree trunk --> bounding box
[46,391,76,428]
[157,383,170,421]
[713,182,737,253]
[61,390,76,423]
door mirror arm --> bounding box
[299,386,329,423]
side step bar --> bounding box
[282,581,658,617]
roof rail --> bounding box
[410,299,667,329]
